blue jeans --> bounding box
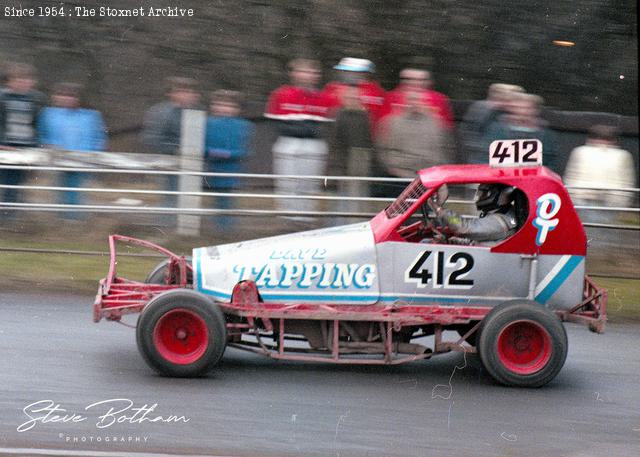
[201,182,236,232]
[203,160,242,231]
[1,169,25,221]
[0,169,25,203]
[155,173,178,228]
[59,171,85,219]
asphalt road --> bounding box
[0,292,638,457]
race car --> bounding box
[94,139,607,387]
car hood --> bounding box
[193,222,379,304]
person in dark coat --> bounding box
[0,62,46,217]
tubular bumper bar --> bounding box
[556,275,607,333]
[93,235,191,323]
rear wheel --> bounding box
[136,290,226,377]
[145,257,192,285]
[478,300,567,387]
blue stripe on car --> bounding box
[535,255,583,304]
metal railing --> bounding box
[1,164,639,230]
[1,163,638,282]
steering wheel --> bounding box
[420,203,434,227]
[420,204,447,242]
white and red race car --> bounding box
[94,140,606,387]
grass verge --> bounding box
[594,277,640,323]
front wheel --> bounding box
[478,300,568,387]
[136,290,226,377]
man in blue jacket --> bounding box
[38,82,107,218]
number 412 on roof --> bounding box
[489,139,542,167]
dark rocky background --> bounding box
[1,0,637,152]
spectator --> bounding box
[0,62,46,214]
[264,58,334,223]
[460,83,525,164]
[376,91,451,197]
[38,82,107,219]
[141,76,201,154]
[323,57,385,133]
[381,68,455,131]
[141,77,201,218]
[482,93,560,173]
[564,124,637,224]
[380,67,456,177]
[331,84,373,222]
[203,90,254,231]
[323,59,381,220]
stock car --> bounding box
[93,140,607,387]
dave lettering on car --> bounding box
[93,140,606,387]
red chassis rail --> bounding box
[94,235,607,364]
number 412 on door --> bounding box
[405,250,475,289]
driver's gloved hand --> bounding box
[432,232,447,244]
[436,209,463,231]
[448,236,473,245]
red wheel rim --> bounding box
[153,308,209,364]
[496,320,552,375]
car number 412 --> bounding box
[489,139,542,167]
[405,250,475,289]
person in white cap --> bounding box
[323,57,386,133]
[323,58,385,220]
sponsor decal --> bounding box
[533,193,561,246]
[232,262,376,290]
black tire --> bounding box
[478,300,568,387]
[145,257,193,285]
[136,289,226,377]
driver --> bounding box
[430,184,518,243]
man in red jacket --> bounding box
[264,58,335,223]
[381,68,455,131]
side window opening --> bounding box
[511,188,529,230]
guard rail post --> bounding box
[177,109,206,236]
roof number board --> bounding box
[489,139,543,167]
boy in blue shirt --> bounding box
[38,82,107,218]
[204,90,254,231]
